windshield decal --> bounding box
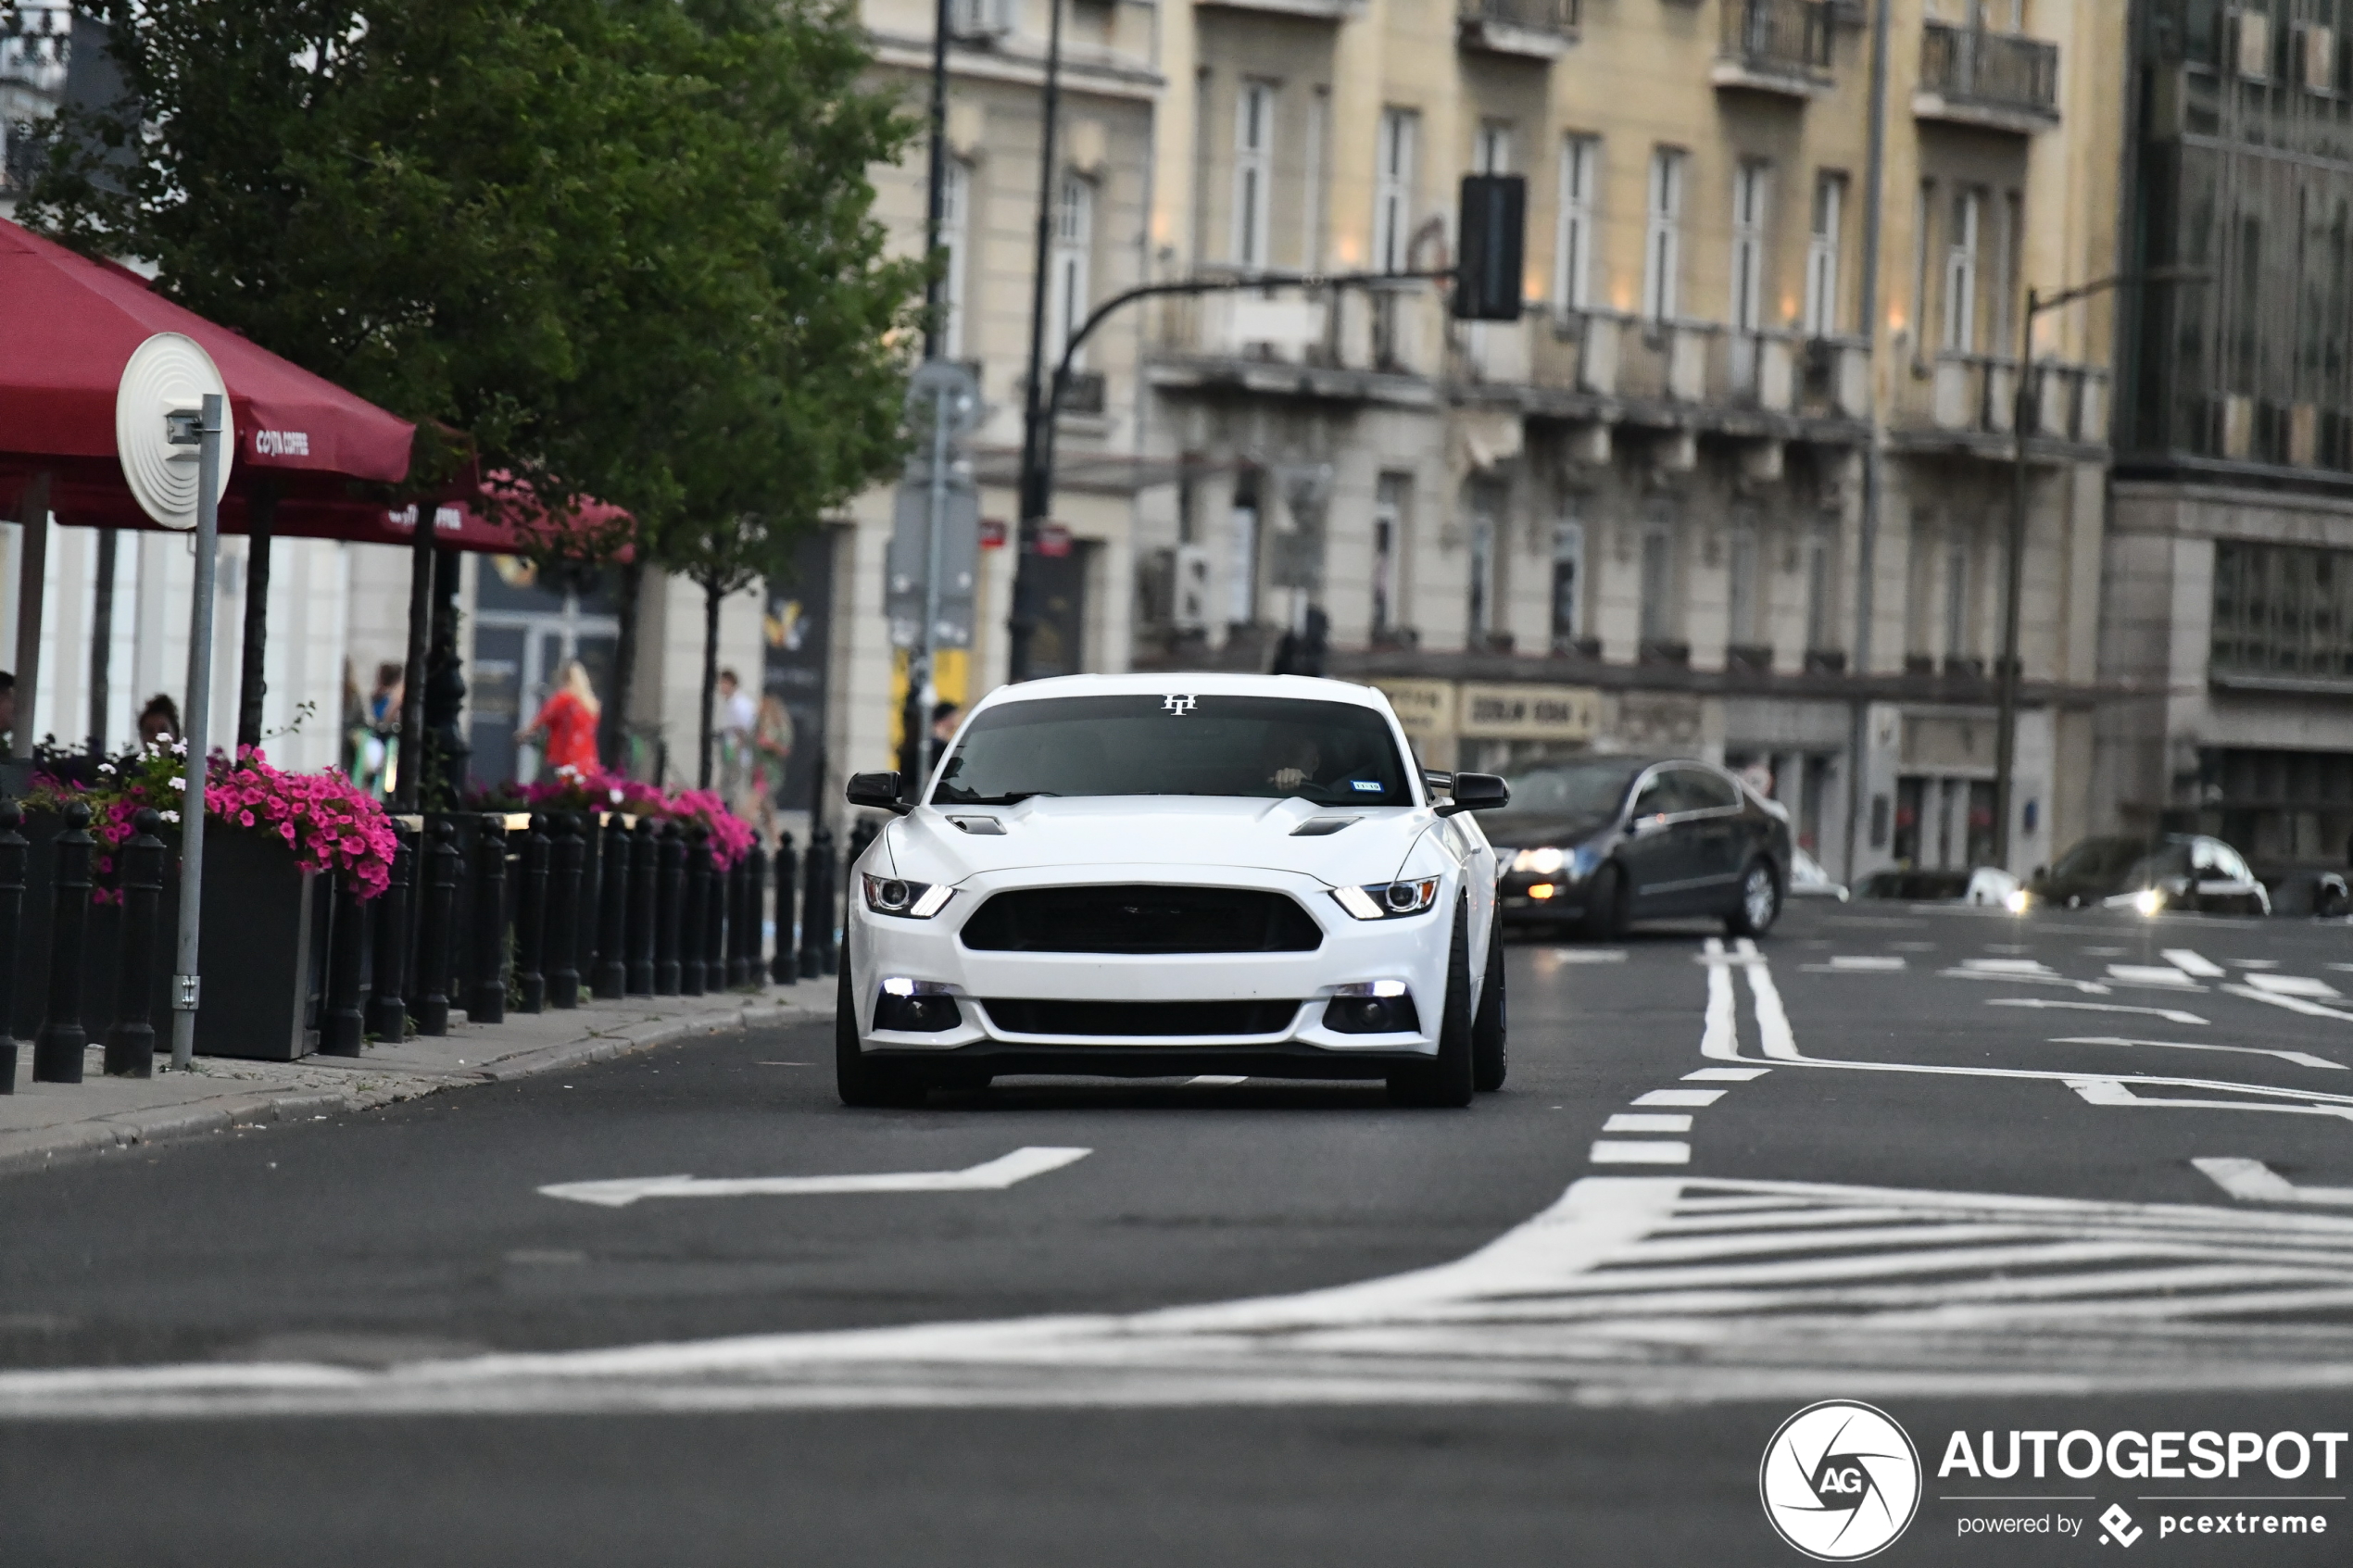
[1350,779,1383,793]
[1163,695,1196,715]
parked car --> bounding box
[2254,865,2353,919]
[2026,834,2272,917]
[1858,865,2022,908]
[1787,847,1848,902]
[1485,755,1792,939]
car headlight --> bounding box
[863,874,954,918]
[1330,877,1442,921]
[2133,887,2165,918]
[1510,847,1567,875]
[2004,887,2032,914]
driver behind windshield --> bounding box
[1264,733,1323,794]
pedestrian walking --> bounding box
[520,660,603,779]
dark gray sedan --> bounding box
[1484,756,1793,939]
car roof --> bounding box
[969,672,1395,715]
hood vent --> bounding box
[1290,816,1362,837]
[947,815,1007,835]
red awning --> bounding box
[0,218,415,485]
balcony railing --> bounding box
[1896,351,2108,445]
[1715,0,1834,95]
[1917,22,2059,130]
[1456,0,1579,57]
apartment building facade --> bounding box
[2101,0,2353,872]
[1121,0,2124,880]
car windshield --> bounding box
[2049,836,2160,887]
[931,694,1415,806]
[1501,759,1647,819]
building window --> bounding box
[1727,518,1762,647]
[1228,470,1261,626]
[1729,160,1770,333]
[1993,188,2022,353]
[1466,482,1504,646]
[1049,173,1094,369]
[1905,511,1938,658]
[1639,521,1677,644]
[1911,179,1934,358]
[2212,540,2353,677]
[1804,532,1835,653]
[1551,512,1584,650]
[1233,81,1275,271]
[1302,86,1327,270]
[1474,119,1514,176]
[1943,530,1972,657]
[939,157,973,360]
[1373,108,1417,273]
[1556,135,1600,311]
[1942,186,1981,353]
[1642,148,1686,322]
[1372,472,1411,637]
[1805,171,1845,336]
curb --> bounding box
[0,997,822,1179]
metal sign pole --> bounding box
[169,392,222,1071]
[914,381,952,795]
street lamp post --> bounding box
[1992,268,2205,870]
[1008,0,1065,685]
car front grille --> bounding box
[976,998,1302,1036]
[958,884,1324,954]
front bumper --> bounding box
[848,861,1452,1068]
[1498,867,1592,922]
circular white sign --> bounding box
[116,332,233,531]
[1758,1400,1921,1562]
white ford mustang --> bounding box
[836,673,1512,1107]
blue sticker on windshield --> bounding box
[1349,779,1383,793]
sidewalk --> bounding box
[0,978,835,1175]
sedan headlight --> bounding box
[1510,847,1567,875]
[1330,877,1442,921]
[862,874,954,918]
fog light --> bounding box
[1324,983,1419,1035]
[1528,883,1557,899]
[875,978,962,1033]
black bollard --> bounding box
[513,813,550,1013]
[679,828,708,997]
[319,869,370,1057]
[596,814,631,999]
[626,818,657,997]
[653,822,683,997]
[741,846,768,987]
[724,854,748,988]
[0,801,23,1091]
[799,824,836,979]
[102,808,167,1076]
[547,813,583,1010]
[414,818,460,1035]
[770,833,799,985]
[468,813,510,1023]
[33,801,95,1083]
[366,822,414,1041]
[696,850,724,987]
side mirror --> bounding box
[1435,771,1509,816]
[1631,812,1670,837]
[846,771,910,815]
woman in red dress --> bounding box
[520,659,603,777]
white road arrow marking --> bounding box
[2066,1079,2353,1121]
[537,1147,1092,1208]
[1941,963,2109,994]
[2050,1035,2345,1071]
[2223,984,2353,1023]
[1987,998,2208,1026]
[2195,1158,2353,1207]
[2161,948,2226,979]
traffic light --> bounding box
[1454,173,1527,321]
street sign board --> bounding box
[1035,522,1073,558]
[887,479,980,649]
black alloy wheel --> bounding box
[835,960,930,1108]
[1387,896,1476,1108]
[1580,861,1628,942]
[1725,858,1780,938]
[1470,909,1506,1092]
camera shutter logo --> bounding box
[1163,694,1197,716]
[2098,1504,2142,1548]
[1758,1400,1921,1561]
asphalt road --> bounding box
[7,900,2353,1566]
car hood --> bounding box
[1478,809,1616,850]
[877,795,1441,887]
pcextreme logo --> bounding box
[1760,1400,1923,1562]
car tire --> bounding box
[1580,862,1627,941]
[1724,858,1780,938]
[835,962,929,1108]
[1388,897,1476,1109]
[1470,909,1506,1093]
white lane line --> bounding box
[1989,998,2209,1026]
[2050,1036,2345,1071]
[2105,964,2205,991]
[2235,959,2282,970]
[2222,984,2353,1023]
[1604,1113,1693,1134]
[2195,1158,2353,1207]
[1631,1088,1726,1108]
[1684,1067,1770,1082]
[1941,962,2110,995]
[2247,973,2343,998]
[1186,1075,1250,1086]
[2162,948,2227,978]
[537,1148,1093,1208]
[2066,1079,2353,1121]
[1702,936,1738,1059]
[1737,938,1799,1060]
[1589,1140,1691,1165]
[1547,948,1627,964]
[1813,956,1906,971]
